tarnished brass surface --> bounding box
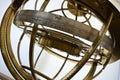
[0,0,120,80]
[39,36,81,56]
[76,0,120,62]
[83,62,97,80]
[0,0,33,80]
[0,72,13,80]
[67,0,88,16]
[62,12,113,80]
[14,10,112,51]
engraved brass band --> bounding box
[14,10,113,52]
[13,10,113,79]
[0,0,119,80]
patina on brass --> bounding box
[0,0,33,80]
[67,0,88,16]
[0,0,120,80]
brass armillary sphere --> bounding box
[0,0,120,80]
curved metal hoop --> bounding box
[0,0,33,80]
[0,0,118,80]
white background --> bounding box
[0,0,120,80]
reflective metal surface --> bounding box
[0,0,120,80]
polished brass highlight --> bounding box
[67,0,88,16]
[0,0,120,80]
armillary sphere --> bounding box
[0,0,120,80]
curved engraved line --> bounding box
[62,12,113,80]
[14,10,112,51]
